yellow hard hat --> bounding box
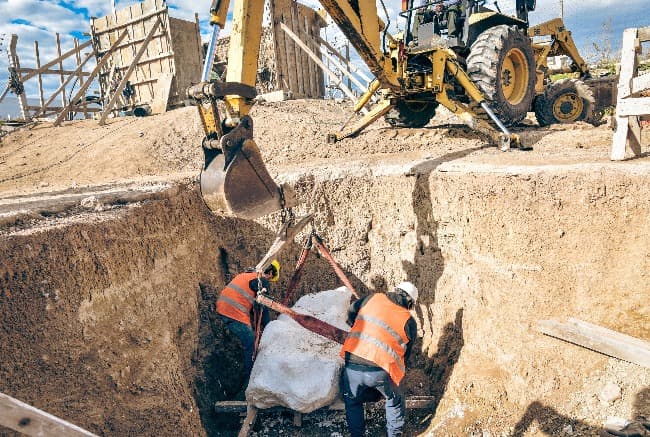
[266,259,281,282]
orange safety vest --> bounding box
[340,293,411,384]
[216,272,259,327]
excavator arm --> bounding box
[528,18,589,93]
[189,0,401,220]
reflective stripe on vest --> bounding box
[340,293,411,384]
[216,272,258,326]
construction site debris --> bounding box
[246,287,351,413]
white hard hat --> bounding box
[396,281,418,304]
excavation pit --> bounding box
[0,101,649,436]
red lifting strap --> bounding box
[283,234,313,306]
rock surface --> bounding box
[246,287,352,413]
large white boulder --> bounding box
[246,286,352,413]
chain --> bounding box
[279,186,294,224]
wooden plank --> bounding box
[537,318,650,368]
[8,34,30,121]
[34,41,45,108]
[74,38,89,119]
[631,72,650,95]
[150,73,172,113]
[616,96,650,116]
[17,68,92,76]
[289,4,305,97]
[0,392,98,437]
[611,114,630,160]
[617,28,640,99]
[627,115,643,155]
[638,26,650,42]
[55,33,67,108]
[316,34,373,84]
[215,396,438,414]
[21,40,92,82]
[99,17,162,125]
[33,52,94,118]
[54,29,129,126]
[91,8,166,36]
[238,405,258,437]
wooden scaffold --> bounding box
[0,34,97,122]
[611,26,650,160]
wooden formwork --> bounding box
[271,1,326,98]
[213,1,326,99]
[89,0,202,118]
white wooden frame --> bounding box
[611,26,650,160]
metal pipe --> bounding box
[201,25,221,82]
[480,101,510,136]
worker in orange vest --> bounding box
[340,281,419,437]
[216,260,281,379]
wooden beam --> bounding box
[0,83,10,103]
[34,41,45,108]
[0,392,98,437]
[631,71,650,95]
[74,38,89,119]
[33,52,94,118]
[98,17,162,125]
[316,33,373,84]
[17,68,93,77]
[54,29,129,126]
[7,34,30,121]
[616,28,640,99]
[280,23,365,113]
[91,7,166,36]
[21,40,92,82]
[537,318,650,368]
[616,96,650,116]
[238,405,258,437]
[637,26,650,42]
[56,33,68,109]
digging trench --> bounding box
[1,157,649,436]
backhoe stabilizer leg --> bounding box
[328,98,395,143]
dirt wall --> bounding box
[280,159,650,434]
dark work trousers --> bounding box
[219,315,255,377]
[342,363,406,437]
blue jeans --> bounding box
[342,364,406,437]
[219,316,255,377]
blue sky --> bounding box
[0,0,647,103]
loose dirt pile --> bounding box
[0,99,648,436]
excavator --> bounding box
[188,0,545,226]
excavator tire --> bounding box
[466,25,536,126]
[534,78,595,126]
[384,100,438,128]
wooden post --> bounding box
[74,38,89,119]
[98,17,162,125]
[237,405,257,437]
[280,23,365,113]
[55,33,68,112]
[54,29,129,126]
[7,35,30,121]
[0,392,98,437]
[34,41,45,109]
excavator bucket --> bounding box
[200,118,295,219]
